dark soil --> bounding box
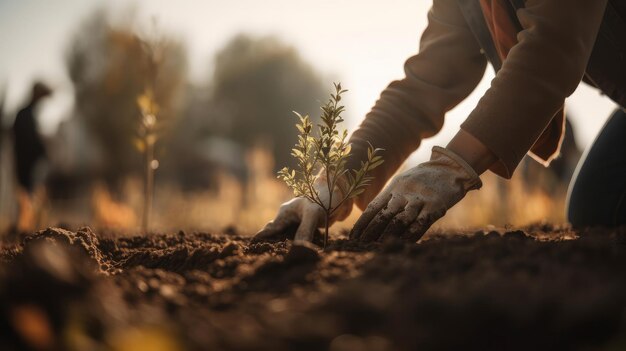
[1,225,626,350]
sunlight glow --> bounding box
[0,0,616,158]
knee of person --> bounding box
[567,108,626,228]
[566,176,605,228]
[566,176,623,228]
[566,186,587,228]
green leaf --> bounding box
[370,159,384,169]
[349,188,365,198]
[292,148,304,158]
[293,111,304,120]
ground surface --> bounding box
[1,225,625,350]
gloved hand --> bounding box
[253,173,353,243]
[350,146,482,242]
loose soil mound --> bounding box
[1,226,625,350]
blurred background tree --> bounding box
[210,34,327,171]
[66,9,188,191]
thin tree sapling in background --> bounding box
[278,83,383,247]
[135,22,165,234]
[136,88,159,233]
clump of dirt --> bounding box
[22,227,115,274]
[0,232,129,351]
[0,226,625,351]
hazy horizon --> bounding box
[0,0,617,164]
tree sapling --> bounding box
[278,83,383,247]
[136,88,160,234]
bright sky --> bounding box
[0,0,617,164]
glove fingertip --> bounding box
[349,217,368,239]
[348,228,360,240]
[251,229,274,242]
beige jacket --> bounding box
[347,0,609,209]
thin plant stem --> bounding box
[324,212,330,248]
[142,143,154,233]
[325,166,333,247]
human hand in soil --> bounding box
[350,146,482,242]
[253,174,353,243]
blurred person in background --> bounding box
[255,0,626,244]
[11,82,52,231]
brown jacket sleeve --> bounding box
[461,0,608,178]
[347,0,487,209]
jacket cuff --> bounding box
[431,146,483,191]
[459,125,517,179]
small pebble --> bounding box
[137,280,149,293]
[284,241,321,264]
[220,243,240,258]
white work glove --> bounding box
[350,146,482,242]
[253,174,353,243]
